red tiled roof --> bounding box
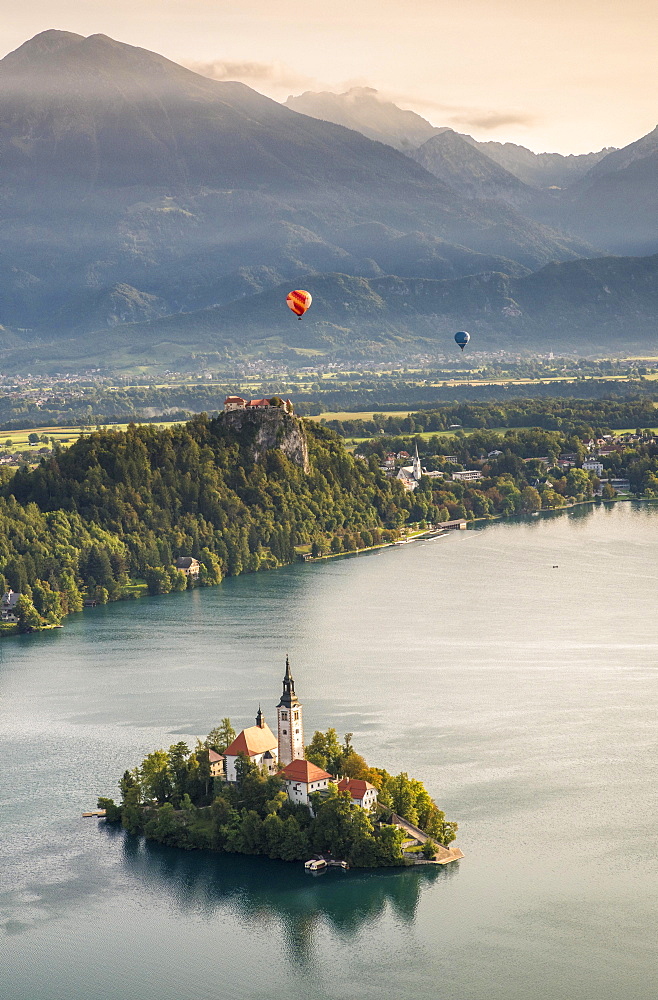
[208,749,224,763]
[224,724,278,757]
[246,398,270,406]
[280,759,332,784]
[224,396,246,402]
[337,778,376,800]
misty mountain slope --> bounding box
[547,128,658,256]
[410,130,535,207]
[284,87,439,150]
[0,29,601,347]
[581,125,658,181]
[563,151,658,256]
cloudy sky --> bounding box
[2,0,656,152]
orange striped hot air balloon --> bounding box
[286,289,312,320]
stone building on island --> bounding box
[219,657,375,813]
[222,706,279,782]
[337,777,378,809]
[280,759,332,806]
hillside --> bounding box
[0,30,595,365]
[1,413,410,622]
[39,253,658,365]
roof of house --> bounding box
[224,723,278,758]
[246,398,270,406]
[337,777,377,800]
[175,556,199,569]
[225,396,246,402]
[280,759,332,784]
[207,749,224,763]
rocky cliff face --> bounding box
[221,408,310,473]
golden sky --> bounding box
[3,0,657,153]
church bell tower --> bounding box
[277,656,304,766]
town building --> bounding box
[337,777,378,810]
[1,589,20,623]
[451,470,482,482]
[277,656,305,766]
[582,459,604,476]
[223,707,279,781]
[175,556,200,578]
[280,759,332,806]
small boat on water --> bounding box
[305,858,327,872]
[304,857,349,871]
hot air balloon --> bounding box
[286,289,312,320]
[454,330,470,352]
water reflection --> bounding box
[112,827,457,965]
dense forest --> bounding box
[0,414,409,628]
[99,727,457,868]
[1,400,657,631]
[322,397,658,437]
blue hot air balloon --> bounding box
[454,330,470,352]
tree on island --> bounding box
[205,719,236,754]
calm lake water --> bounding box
[2,502,658,1000]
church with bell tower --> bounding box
[277,656,304,766]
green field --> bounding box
[310,410,413,422]
[0,420,184,451]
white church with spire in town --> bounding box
[396,443,423,491]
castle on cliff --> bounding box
[224,395,293,413]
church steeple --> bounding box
[278,655,299,709]
[277,656,304,766]
[412,442,422,482]
[256,705,265,728]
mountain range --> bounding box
[289,87,658,259]
[0,30,656,371]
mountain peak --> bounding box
[410,130,533,207]
[285,87,437,151]
[2,29,84,65]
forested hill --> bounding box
[0,413,408,625]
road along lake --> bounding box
[2,501,658,1000]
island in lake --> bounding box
[99,657,463,869]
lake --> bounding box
[2,501,658,1000]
